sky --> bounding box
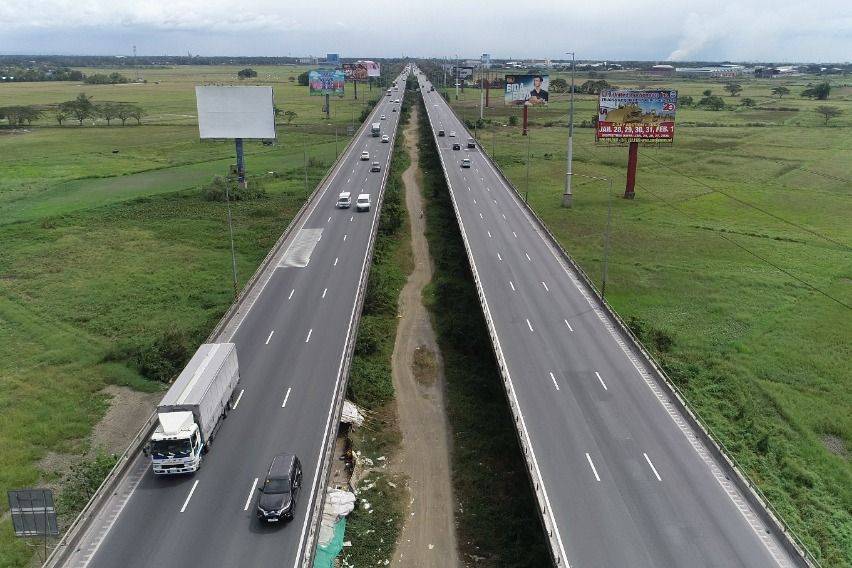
[1,0,850,63]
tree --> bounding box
[96,102,119,125]
[284,110,297,124]
[801,82,830,100]
[508,114,518,126]
[771,86,790,99]
[814,105,842,125]
[740,97,756,107]
[550,78,568,93]
[698,95,726,111]
[680,95,694,107]
[127,105,146,125]
[19,106,43,125]
[702,89,712,97]
[70,93,94,125]
[237,68,257,80]
[297,71,309,86]
[724,83,742,97]
[115,103,135,126]
[55,102,74,125]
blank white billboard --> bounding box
[195,86,276,139]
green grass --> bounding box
[446,71,852,566]
[418,93,551,567]
[0,63,401,568]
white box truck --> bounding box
[371,122,381,137]
[144,343,240,475]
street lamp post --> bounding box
[525,127,531,203]
[562,51,576,208]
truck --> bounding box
[371,122,381,137]
[143,343,240,475]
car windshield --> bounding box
[150,439,192,458]
[263,476,291,494]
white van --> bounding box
[356,194,371,212]
[337,192,351,208]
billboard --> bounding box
[343,61,380,80]
[596,89,678,143]
[326,53,339,63]
[505,74,549,105]
[360,60,381,77]
[195,86,275,139]
[309,69,345,96]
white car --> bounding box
[395,99,401,103]
[336,192,351,208]
[360,151,370,161]
[449,131,456,137]
[461,158,471,168]
[356,193,371,212]
[380,115,386,120]
[381,135,390,143]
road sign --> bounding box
[8,489,59,537]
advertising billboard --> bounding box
[505,74,550,105]
[195,86,275,139]
[360,60,381,77]
[342,63,366,81]
[326,53,339,63]
[309,69,345,96]
[596,89,678,143]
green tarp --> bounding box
[313,518,347,568]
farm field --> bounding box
[0,64,388,566]
[447,71,852,565]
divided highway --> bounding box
[59,70,410,568]
[415,68,803,567]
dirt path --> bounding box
[390,104,460,567]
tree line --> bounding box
[0,93,145,126]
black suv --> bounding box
[452,143,461,150]
[256,454,302,523]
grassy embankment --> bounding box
[340,81,413,567]
[446,70,851,565]
[0,64,387,566]
[416,92,552,566]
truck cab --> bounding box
[147,412,204,474]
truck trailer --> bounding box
[144,343,240,475]
[371,122,381,137]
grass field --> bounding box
[0,64,392,567]
[444,70,851,565]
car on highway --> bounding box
[452,143,460,150]
[336,192,351,208]
[380,115,386,120]
[381,134,390,143]
[256,454,302,523]
[438,129,445,137]
[370,161,381,172]
[449,131,456,137]
[395,99,401,103]
[356,193,371,212]
[392,107,397,112]
[461,158,471,168]
[360,151,370,161]
[467,138,476,149]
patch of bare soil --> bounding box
[390,104,461,567]
[822,434,848,459]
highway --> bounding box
[63,70,410,568]
[415,68,801,567]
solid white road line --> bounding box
[644,453,662,481]
[542,282,550,292]
[564,319,574,332]
[282,387,292,408]
[180,480,199,513]
[288,289,295,301]
[232,388,245,409]
[243,478,258,511]
[265,330,274,345]
[549,371,560,391]
[586,453,601,482]
[509,281,516,291]
[595,371,608,391]
[305,329,313,343]
[334,257,339,266]
[526,318,534,332]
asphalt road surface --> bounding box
[69,71,410,568]
[415,68,799,568]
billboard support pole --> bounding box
[625,141,638,199]
[479,71,484,121]
[562,51,576,208]
[324,93,330,119]
[485,79,490,107]
[235,137,245,183]
[354,79,358,100]
[522,104,528,136]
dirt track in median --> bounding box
[390,103,460,567]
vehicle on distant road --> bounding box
[449,131,456,137]
[380,115,386,120]
[467,138,476,149]
[371,123,381,137]
[452,143,460,150]
[381,134,390,143]
[461,158,471,168]
[144,343,240,475]
[371,161,381,172]
[438,129,445,137]
[356,193,371,212]
[337,192,351,208]
[360,151,370,160]
[256,454,302,523]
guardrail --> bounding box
[44,86,393,568]
[436,81,821,568]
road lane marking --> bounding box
[288,289,295,300]
[585,453,601,481]
[180,480,199,513]
[350,216,354,222]
[322,288,328,299]
[343,234,348,241]
[305,329,313,343]
[479,212,484,219]
[644,453,662,481]
[467,186,471,191]
[512,231,518,238]
[595,371,608,391]
[327,216,332,223]
[334,257,339,266]
[525,253,532,262]
[487,231,492,238]
[487,187,491,192]
[347,178,350,183]
[497,253,503,262]
[502,213,506,220]
[282,387,292,408]
[549,372,560,391]
[232,388,245,409]
[509,281,515,291]
[541,282,549,292]
[473,198,477,204]
[526,318,534,332]
[243,478,258,511]
[564,319,574,332]
[265,330,274,345]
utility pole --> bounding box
[525,126,531,203]
[479,67,484,121]
[562,51,576,208]
[455,54,459,100]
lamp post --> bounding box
[562,51,576,208]
[571,173,614,298]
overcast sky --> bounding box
[1,0,850,62]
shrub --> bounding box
[201,176,267,202]
[135,327,192,383]
[57,451,119,516]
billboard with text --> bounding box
[505,74,549,105]
[309,69,345,96]
[342,61,380,80]
[596,89,677,143]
